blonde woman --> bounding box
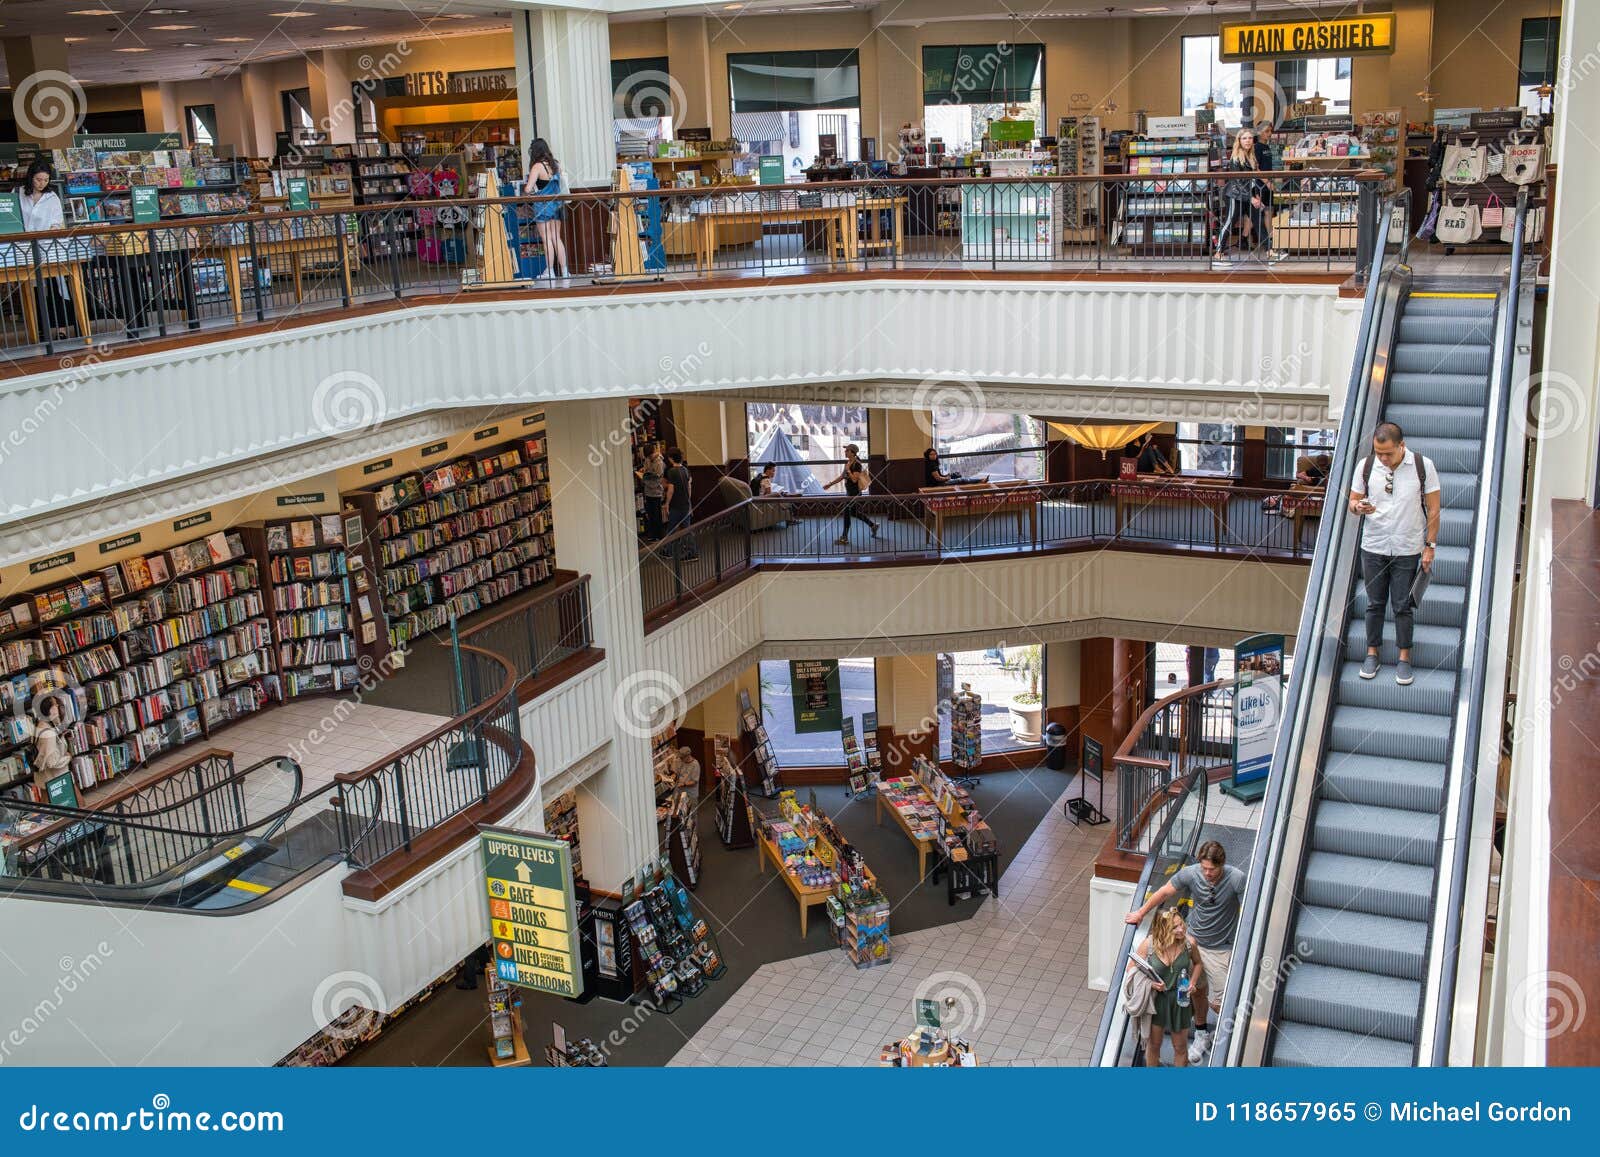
[1128,906,1203,1066]
[1215,129,1283,261]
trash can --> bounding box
[1043,722,1070,771]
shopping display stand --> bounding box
[485,965,532,1067]
[738,689,779,798]
[664,788,702,889]
[619,867,726,1011]
[949,684,982,788]
[1115,129,1210,254]
[1430,111,1549,256]
[712,737,756,849]
[1066,734,1109,826]
[602,163,664,283]
[1055,115,1102,248]
[758,792,889,963]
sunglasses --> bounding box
[1383,470,1395,495]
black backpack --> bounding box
[1363,451,1431,524]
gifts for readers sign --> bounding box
[789,658,842,734]
[480,826,582,999]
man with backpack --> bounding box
[1349,422,1442,686]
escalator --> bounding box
[1215,195,1537,1067]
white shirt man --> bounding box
[1349,425,1441,686]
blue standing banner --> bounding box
[1223,632,1285,802]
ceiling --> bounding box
[0,0,513,87]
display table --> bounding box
[917,480,1042,549]
[696,203,858,270]
[758,831,836,936]
[0,248,95,346]
[1111,476,1234,546]
[854,195,908,257]
[933,848,1000,906]
[202,230,354,321]
[875,775,969,880]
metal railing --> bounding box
[0,170,1382,367]
[1114,679,1235,855]
[454,573,595,690]
[640,482,1324,621]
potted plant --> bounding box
[1008,645,1044,743]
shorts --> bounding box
[1194,944,1231,1009]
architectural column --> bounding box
[673,397,732,516]
[1044,639,1082,759]
[880,653,937,773]
[512,5,613,189]
[3,36,77,148]
[139,81,182,136]
[307,49,357,144]
[872,25,921,153]
[210,73,253,154]
[880,407,932,493]
[664,16,714,132]
[240,63,280,158]
[545,398,657,891]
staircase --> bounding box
[1269,287,1498,1067]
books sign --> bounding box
[789,659,842,734]
[0,192,24,236]
[480,826,583,1000]
[131,185,161,224]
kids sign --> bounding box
[480,826,583,999]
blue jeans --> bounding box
[1362,550,1420,652]
[667,509,697,559]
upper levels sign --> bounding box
[1219,14,1395,62]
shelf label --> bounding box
[481,827,583,1000]
[29,552,76,575]
[275,491,325,507]
[1220,14,1394,61]
[362,457,394,476]
[421,440,451,457]
[98,532,141,555]
[473,425,500,442]
[522,413,544,428]
[173,511,212,532]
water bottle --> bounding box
[1177,973,1192,1009]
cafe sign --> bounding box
[1220,14,1394,62]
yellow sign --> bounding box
[1219,14,1394,62]
[481,826,583,1000]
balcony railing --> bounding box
[1112,679,1235,855]
[640,483,1322,623]
[0,170,1382,369]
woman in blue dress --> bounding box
[522,138,570,278]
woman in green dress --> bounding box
[1134,907,1204,1067]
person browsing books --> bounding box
[636,442,666,540]
[826,444,880,545]
[1350,422,1441,687]
[662,448,698,560]
[521,138,570,279]
[30,700,73,795]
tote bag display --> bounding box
[1480,193,1505,230]
[1504,131,1547,186]
[1441,136,1487,184]
[1435,196,1482,245]
[1499,205,1546,245]
[1484,145,1505,178]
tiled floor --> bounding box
[667,777,1118,1068]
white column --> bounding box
[512,6,614,188]
[307,49,356,145]
[544,399,657,890]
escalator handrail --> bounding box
[1212,191,1411,1066]
[1423,188,1535,1065]
[1090,765,1210,1065]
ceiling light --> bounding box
[150,24,195,30]
[114,47,150,52]
[270,10,316,16]
[69,8,120,14]
[146,7,190,12]
[65,36,90,43]
[217,36,252,42]
[326,25,366,31]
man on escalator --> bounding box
[1349,422,1441,687]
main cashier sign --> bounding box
[1219,14,1394,62]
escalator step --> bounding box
[1392,343,1491,377]
[1396,314,1496,346]
[1271,1021,1416,1067]
[1327,706,1452,764]
[1293,905,1429,979]
[1344,621,1462,669]
[1302,852,1435,921]
[1309,801,1440,866]
[1279,963,1421,1041]
[1404,294,1497,317]
[1401,435,1488,474]
[1335,665,1456,717]
[1320,751,1449,812]
[1386,373,1492,406]
[1384,403,1487,440]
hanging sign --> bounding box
[1145,115,1197,139]
[286,177,312,211]
[74,132,183,150]
[1220,15,1395,62]
[130,186,161,224]
[0,191,24,236]
[789,658,842,734]
[1227,633,1285,799]
[988,119,1035,143]
[481,826,583,999]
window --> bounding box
[1276,57,1352,115]
[932,411,1047,483]
[757,657,876,767]
[937,645,1044,758]
[730,49,861,171]
[1175,422,1242,477]
[281,87,314,139]
[184,103,216,148]
[1181,35,1247,129]
[1265,426,1336,480]
[922,43,1044,154]
[1518,17,1560,114]
[745,403,869,495]
[612,56,675,152]
[350,81,378,136]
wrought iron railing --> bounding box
[1113,679,1235,855]
[454,573,594,691]
[0,170,1383,367]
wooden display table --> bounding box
[201,229,354,321]
[1111,475,1234,546]
[758,832,836,937]
[1280,486,1325,546]
[875,778,969,881]
[917,480,1042,549]
[853,195,908,257]
[696,203,858,271]
[0,255,94,346]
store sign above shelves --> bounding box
[1220,14,1394,61]
[403,68,515,97]
[1145,116,1197,139]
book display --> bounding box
[949,684,982,771]
[347,433,554,657]
[712,736,756,849]
[664,788,702,888]
[544,1023,607,1067]
[486,966,531,1067]
[260,515,360,699]
[1116,135,1210,251]
[738,688,779,797]
[1055,115,1102,241]
[621,871,726,1012]
[651,724,679,825]
[759,791,889,961]
[0,529,278,792]
[278,964,458,1067]
[1358,108,1405,196]
[46,142,248,225]
[544,790,581,882]
[960,152,1057,260]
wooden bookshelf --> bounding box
[256,516,361,699]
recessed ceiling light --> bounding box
[147,7,190,12]
[181,42,204,47]
[69,8,119,14]
[269,10,315,16]
[65,36,90,43]
[217,36,252,42]
[114,47,150,52]
[326,25,366,32]
[150,24,195,30]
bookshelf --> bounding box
[1116,137,1211,252]
[259,515,360,699]
[949,684,982,772]
[665,789,702,888]
[0,529,279,792]
[544,789,581,882]
[712,736,755,849]
[346,433,555,660]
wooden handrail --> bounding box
[1112,677,1231,766]
[454,569,587,639]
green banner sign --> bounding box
[130,186,161,224]
[988,118,1036,143]
[0,191,23,236]
[790,658,843,734]
[44,771,79,809]
[286,177,311,211]
[481,825,582,999]
[758,154,785,185]
[74,132,184,151]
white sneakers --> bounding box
[1188,1026,1213,1064]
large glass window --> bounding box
[184,103,216,148]
[1265,426,1336,480]
[282,88,314,139]
[1518,17,1560,115]
[730,49,861,173]
[612,56,676,153]
[921,43,1044,154]
[1175,422,1242,477]
[937,645,1045,759]
[745,403,869,495]
[758,657,876,767]
[932,411,1047,483]
[1276,57,1352,115]
[1181,35,1247,129]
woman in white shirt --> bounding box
[19,160,75,341]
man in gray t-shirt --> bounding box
[1125,840,1243,1062]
